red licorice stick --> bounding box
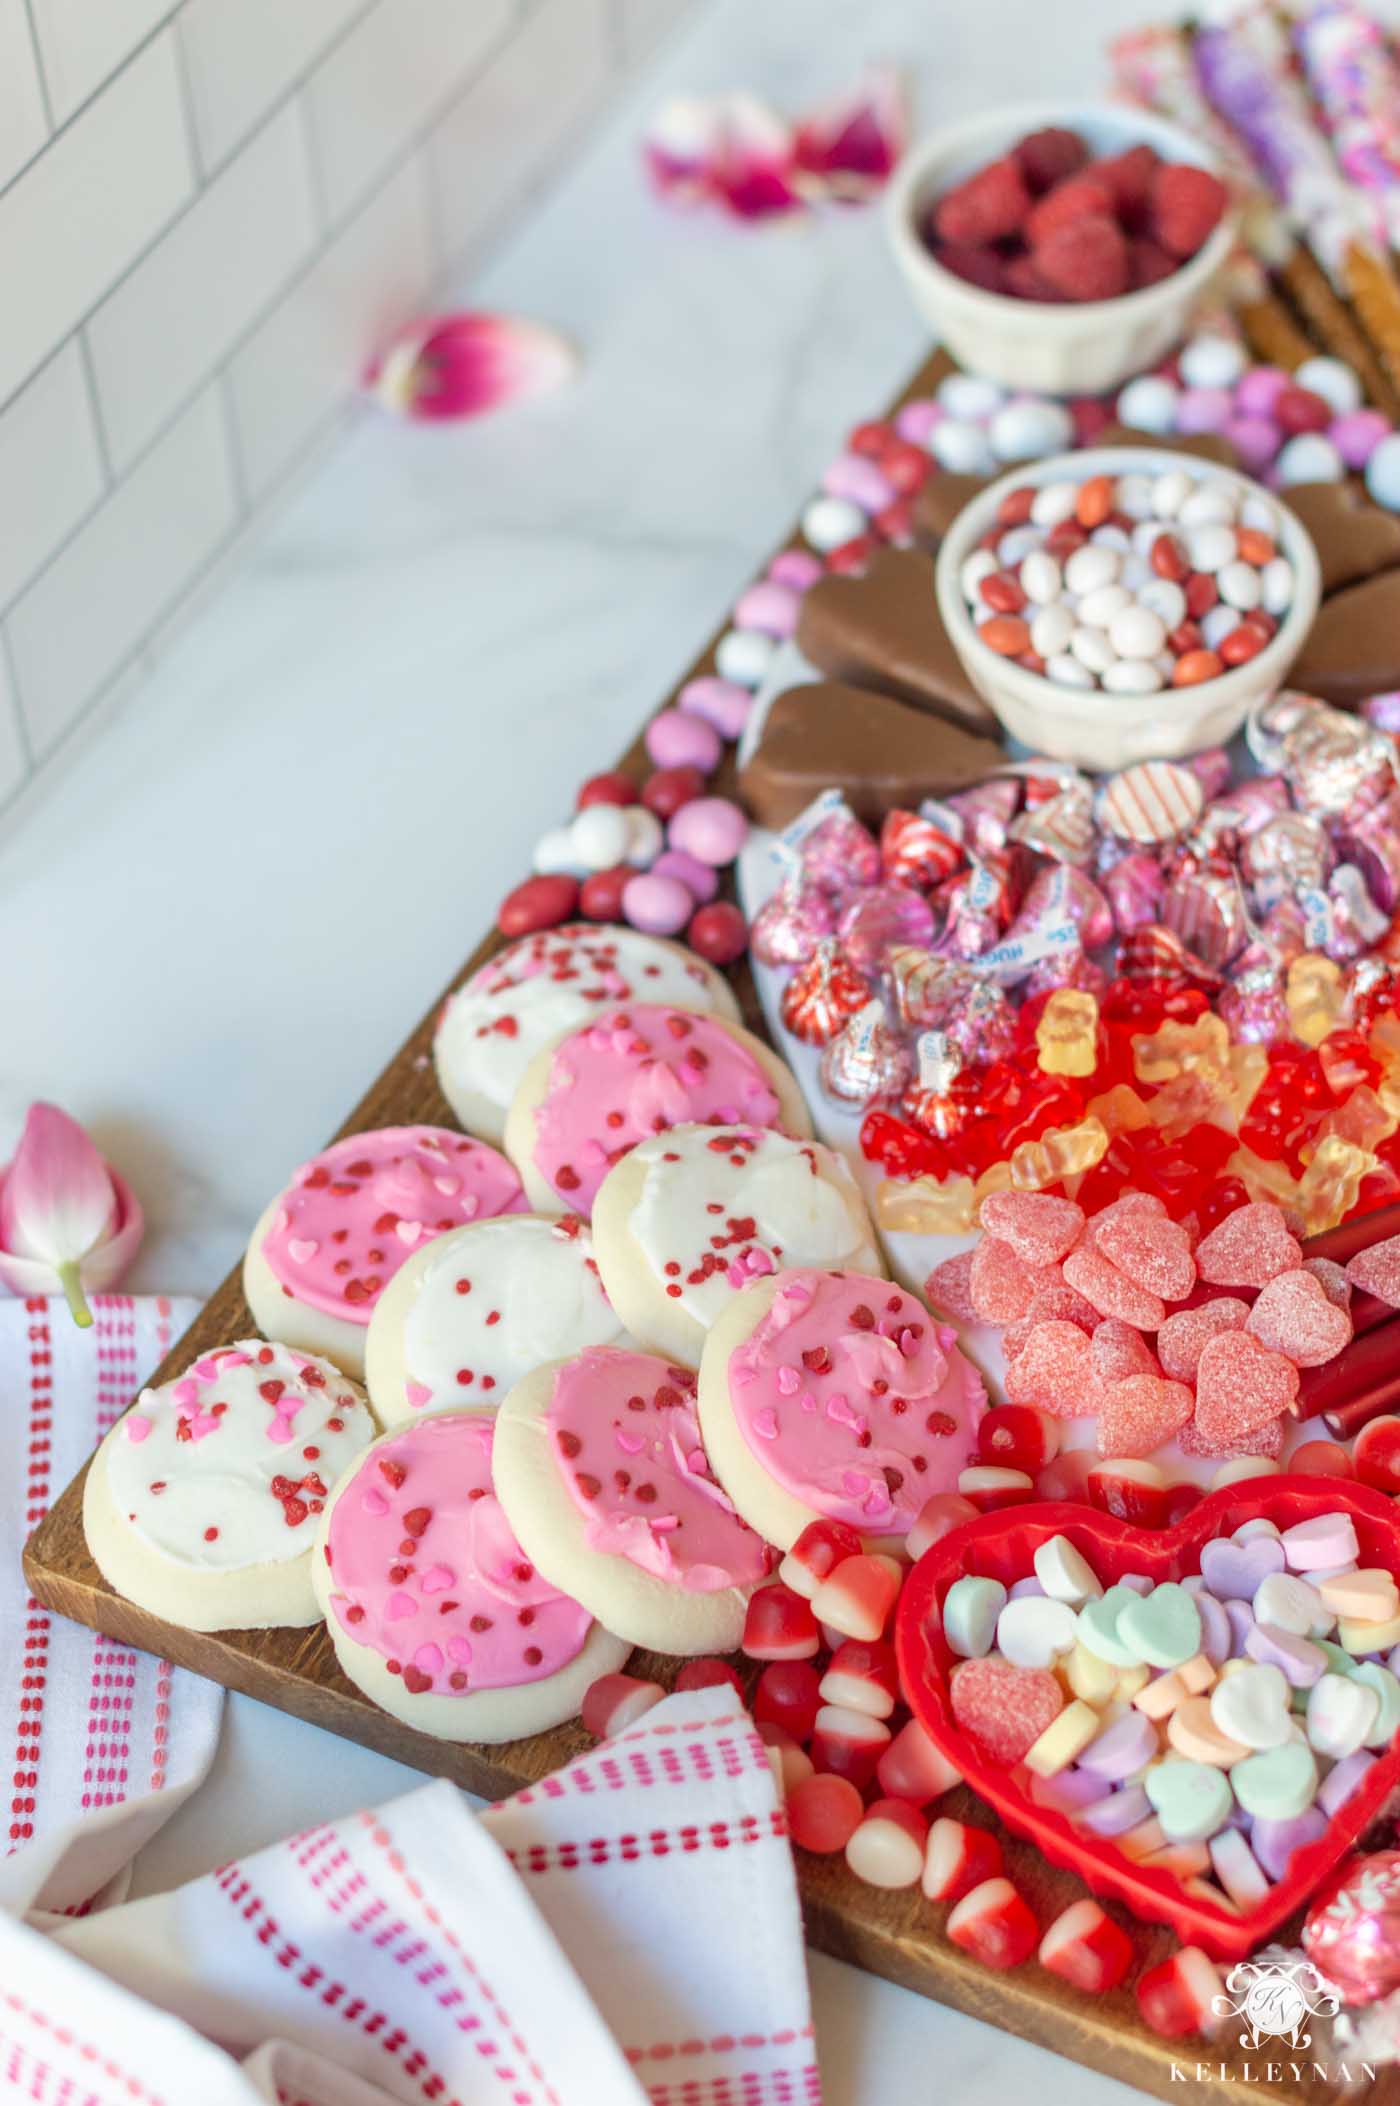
[1302,1200,1400,1267]
[1298,1322,1400,1436]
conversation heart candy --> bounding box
[1201,1532,1285,1601]
[1251,1807,1328,1882]
[1245,1623,1328,1688]
[949,1655,1064,1765]
[1209,1661,1292,1750]
[1095,1372,1194,1460]
[1306,1673,1380,1759]
[1062,1246,1167,1330]
[996,1595,1079,1669]
[1280,1513,1359,1571]
[943,1574,1007,1658]
[1230,1740,1319,1821]
[1156,1298,1250,1383]
[1034,1535,1102,1605]
[1246,1268,1353,1367]
[1004,1321,1100,1416]
[1077,1708,1158,1782]
[1254,1572,1326,1637]
[1167,1695,1248,1768]
[1144,1758,1234,1843]
[978,1190,1085,1267]
[1353,1662,1400,1746]
[1195,1202,1302,1288]
[1077,1584,1147,1667]
[1096,1210,1196,1301]
[1318,1570,1398,1622]
[1193,1331,1300,1446]
[1117,1582,1202,1669]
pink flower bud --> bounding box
[0,1103,143,1326]
[364,313,576,422]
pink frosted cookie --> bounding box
[492,1346,771,1652]
[434,923,739,1144]
[84,1341,376,1631]
[504,1002,810,1214]
[697,1269,986,1550]
[313,1410,625,1740]
[363,1212,630,1429]
[243,1126,526,1377]
[591,1123,883,1365]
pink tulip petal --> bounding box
[0,1102,116,1266]
[710,93,803,220]
[365,313,577,423]
[0,1163,142,1305]
[793,64,906,201]
[643,96,726,206]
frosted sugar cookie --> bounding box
[492,1347,770,1654]
[364,1211,628,1428]
[243,1126,526,1377]
[434,923,739,1144]
[504,1002,809,1215]
[83,1341,376,1631]
[591,1123,883,1365]
[698,1269,987,1552]
[313,1410,626,1741]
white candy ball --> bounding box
[534,825,585,877]
[1188,523,1237,574]
[1020,550,1062,605]
[1078,582,1132,629]
[1178,483,1237,528]
[1046,652,1096,689]
[1090,524,1133,555]
[1030,480,1079,529]
[1178,334,1247,390]
[1031,603,1074,658]
[1217,559,1263,612]
[1239,493,1281,536]
[960,549,998,602]
[1109,604,1168,659]
[1119,553,1151,592]
[1137,577,1187,630]
[938,371,1005,422]
[997,525,1043,568]
[1064,543,1121,594]
[802,494,866,551]
[1200,603,1237,650]
[1261,554,1295,615]
[990,399,1073,462]
[1294,355,1362,417]
[1115,473,1156,521]
[1070,625,1117,674]
[1151,468,1193,520]
[625,806,664,867]
[714,627,775,687]
[1116,374,1180,434]
[1366,432,1400,511]
[1276,433,1345,487]
[1102,657,1164,694]
[931,418,995,475]
[571,801,633,872]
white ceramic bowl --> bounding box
[934,445,1322,771]
[884,100,1236,395]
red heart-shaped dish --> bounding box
[896,1477,1400,1961]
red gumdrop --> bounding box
[673,1657,745,1696]
[578,865,632,921]
[1086,1457,1171,1527]
[641,765,705,819]
[1289,1438,1353,1478]
[686,900,748,965]
[976,1404,1060,1474]
[1354,1415,1400,1494]
[497,873,578,937]
[576,769,637,808]
[753,1660,823,1742]
[1036,1450,1095,1503]
[787,1773,865,1854]
[1136,1948,1224,2041]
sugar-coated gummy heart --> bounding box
[1157,1298,1250,1383]
[924,1250,980,1325]
[1246,1268,1353,1368]
[1193,1330,1300,1446]
[1200,1531,1286,1601]
[1090,1319,1158,1384]
[1117,1581,1202,1669]
[1096,1211,1197,1302]
[1002,1281,1101,1360]
[948,1655,1064,1765]
[970,1235,1038,1323]
[1145,1759,1234,1844]
[1062,1246,1166,1330]
[1095,1371,1194,1460]
[1231,1740,1319,1821]
[1196,1202,1303,1289]
[978,1191,1085,1267]
[1344,1232,1400,1310]
[1178,1411,1284,1462]
[1004,1320,1100,1415]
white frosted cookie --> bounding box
[313,1410,627,1741]
[363,1212,629,1427]
[493,1348,770,1655]
[504,1002,810,1215]
[242,1126,526,1377]
[434,923,739,1144]
[591,1124,883,1365]
[84,1341,377,1631]
[697,1270,988,1553]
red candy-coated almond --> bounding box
[1184,571,1218,617]
[581,1672,665,1740]
[946,1877,1038,1968]
[779,1517,864,1599]
[497,873,579,937]
[877,1717,963,1806]
[686,900,748,965]
[923,1816,1004,1902]
[641,765,705,818]
[978,614,1032,656]
[982,571,1027,614]
[1171,649,1225,686]
[1076,474,1114,528]
[742,1581,821,1661]
[810,1553,902,1641]
[996,486,1035,528]
[1038,1898,1134,1993]
[787,1772,864,1854]
[1218,623,1265,667]
[846,1799,929,1890]
[819,1638,899,1719]
[578,866,631,921]
[1150,532,1189,582]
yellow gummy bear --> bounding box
[1227,1044,1269,1126]
[1370,1010,1400,1078]
[1148,1071,1230,1139]
[974,1160,1014,1201]
[1036,989,1100,1077]
[1131,1012,1232,1087]
[1286,953,1346,1049]
[1085,1084,1153,1137]
[876,1174,976,1235]
[1009,1116,1108,1191]
[1315,1085,1398,1159]
[1226,1148,1300,1212]
[1297,1135,1378,1235]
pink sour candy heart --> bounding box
[970,1236,1038,1323]
[1090,1319,1158,1384]
[1193,1330,1300,1446]
[1062,1246,1167,1330]
[1003,1281,1102,1360]
[1087,1193,1169,1247]
[925,1250,980,1325]
[1157,1298,1250,1383]
[1345,1232,1400,1310]
[1196,1202,1302,1289]
[1304,1256,1352,1310]
[1246,1268,1353,1368]
[1095,1211,1196,1302]
[1095,1373,1194,1460]
[1005,1321,1100,1417]
[1178,1411,1284,1460]
[978,1191,1086,1268]
[949,1656,1064,1766]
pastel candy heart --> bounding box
[1306,1672,1380,1759]
[942,1574,1006,1658]
[996,1595,1078,1669]
[1144,1757,1234,1842]
[1200,1532,1285,1601]
[1354,1662,1400,1746]
[1251,1807,1328,1881]
[1231,1739,1319,1821]
[1246,1267,1353,1367]
[1077,1708,1159,1782]
[1281,1512,1360,1571]
[1077,1584,1146,1667]
[1254,1572,1327,1637]
[1117,1581,1202,1669]
[1193,1331,1300,1446]
[1210,1661,1293,1750]
[1245,1624,1328,1688]
[1196,1201,1303,1288]
[948,1655,1064,1765]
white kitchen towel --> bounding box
[20,1686,820,2106]
[0,1293,223,1916]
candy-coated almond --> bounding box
[1171,648,1225,686]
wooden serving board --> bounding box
[23,347,1377,2106]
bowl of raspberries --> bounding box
[885,101,1233,394]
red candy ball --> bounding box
[687,899,748,965]
[1276,384,1331,435]
[576,769,637,809]
[641,765,705,819]
[578,865,632,921]
[497,873,578,937]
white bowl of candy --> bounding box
[934,446,1322,771]
[885,101,1235,395]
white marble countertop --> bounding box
[1,1,1185,2097]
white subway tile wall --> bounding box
[0,0,707,821]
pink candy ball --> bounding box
[894,399,942,445]
[645,707,721,773]
[1175,386,1233,436]
[1224,413,1281,473]
[733,579,800,638]
[676,676,752,741]
[769,547,824,592]
[621,870,694,936]
[652,847,719,903]
[668,796,749,868]
[1234,364,1289,417]
[1331,408,1392,469]
[822,453,895,512]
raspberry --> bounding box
[1014,125,1088,194]
[1033,215,1129,300]
[1130,237,1178,289]
[933,154,1031,245]
[1094,143,1159,222]
[1026,175,1115,248]
[935,241,1011,294]
[1149,162,1228,259]
[1003,253,1063,302]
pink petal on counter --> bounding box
[792,64,907,201]
[365,313,577,422]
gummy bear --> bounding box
[1226,1147,1301,1213]
[875,1173,977,1235]
[1286,953,1346,1049]
[860,1108,948,1181]
[1036,990,1100,1078]
[1297,1135,1379,1235]
[1009,1116,1109,1192]
[1131,1012,1232,1088]
[1084,1084,1154,1139]
[1318,1028,1380,1100]
[979,1062,1086,1155]
[1315,1085,1397,1159]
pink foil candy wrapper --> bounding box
[1102,851,1165,935]
[1240,810,1334,907]
[1282,701,1397,818]
[1184,746,1235,801]
[750,877,836,966]
[1260,894,1310,964]
[1162,867,1251,969]
[888,949,1017,1064]
[837,882,936,976]
[1218,960,1292,1044]
[1337,792,1400,913]
[879,806,964,888]
[818,997,913,1106]
[933,854,1017,961]
[943,975,1017,1065]
[1326,862,1392,959]
[1008,777,1095,864]
[943,778,1020,858]
[796,803,882,896]
[1363,691,1400,735]
[1304,1851,1400,2008]
[1206,773,1293,836]
[1023,950,1109,1000]
[1117,923,1224,991]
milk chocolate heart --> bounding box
[1283,479,1400,595]
[1290,569,1400,708]
[911,471,992,550]
[795,548,999,735]
[897,1477,1400,1961]
[739,680,1004,829]
[1096,424,1242,471]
